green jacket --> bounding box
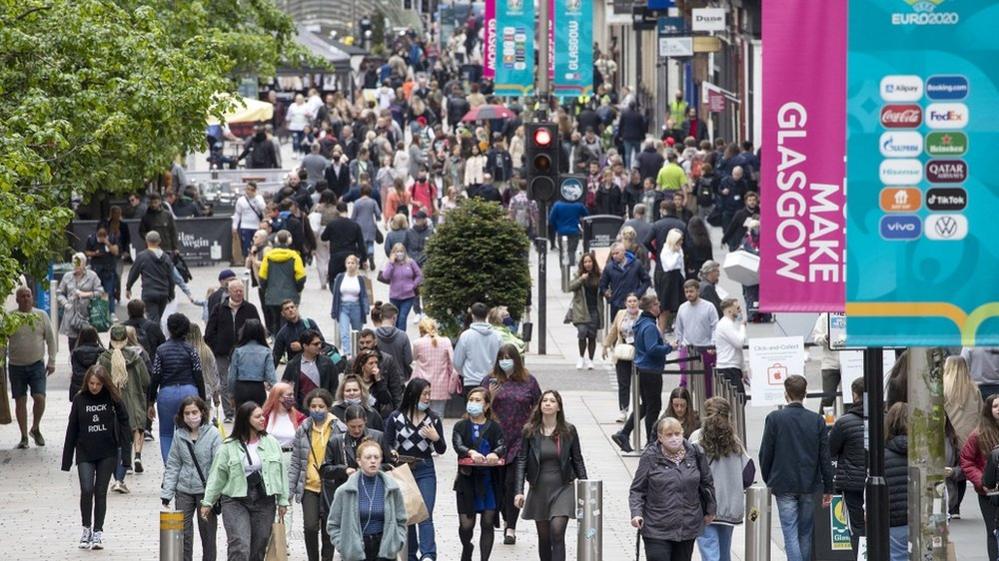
[326,471,407,561]
[201,435,290,507]
[567,273,604,329]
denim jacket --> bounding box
[228,342,277,393]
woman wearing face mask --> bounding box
[481,344,541,545]
[262,383,305,539]
[332,374,385,431]
[384,378,447,561]
[321,405,393,513]
[659,387,701,439]
[378,242,422,329]
[200,401,290,561]
[411,318,458,418]
[630,417,716,561]
[326,439,408,561]
[604,293,641,423]
[289,389,338,561]
[513,390,587,561]
[161,396,222,561]
[453,388,506,561]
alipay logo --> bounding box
[880,132,923,158]
[880,159,923,185]
[880,75,923,102]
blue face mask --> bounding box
[309,410,327,424]
[417,402,430,412]
[498,359,515,373]
[466,402,485,417]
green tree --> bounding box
[422,198,531,337]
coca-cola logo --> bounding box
[881,104,922,128]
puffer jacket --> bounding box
[629,440,717,541]
[288,415,337,502]
[259,247,306,306]
[69,342,103,399]
[161,423,223,501]
[828,406,867,491]
[884,435,908,527]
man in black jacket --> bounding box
[828,378,866,554]
[759,375,834,561]
[721,190,759,251]
[238,127,279,169]
[617,102,647,168]
[282,330,341,411]
[355,329,404,410]
[272,300,325,366]
[204,279,260,421]
[122,299,165,359]
[636,141,664,184]
[138,194,178,252]
[125,231,175,324]
[320,202,367,283]
[324,148,351,198]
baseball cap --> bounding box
[219,269,236,281]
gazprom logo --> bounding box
[879,132,923,158]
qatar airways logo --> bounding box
[881,105,922,128]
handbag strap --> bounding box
[184,439,208,486]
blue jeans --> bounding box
[623,140,640,168]
[156,384,199,464]
[889,526,907,561]
[697,523,734,561]
[291,130,305,153]
[408,458,437,561]
[338,301,364,356]
[239,228,256,257]
[775,493,816,561]
[391,297,415,329]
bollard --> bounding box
[735,385,747,445]
[745,484,771,561]
[49,279,59,354]
[160,511,184,561]
[576,480,603,561]
[689,350,706,407]
[350,330,360,358]
[630,361,642,453]
[560,236,571,293]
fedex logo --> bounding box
[925,103,968,129]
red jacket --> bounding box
[960,430,988,493]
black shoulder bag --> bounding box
[184,439,222,515]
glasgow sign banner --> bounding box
[483,0,496,79]
[493,0,534,96]
[846,0,998,346]
[760,0,846,312]
[553,0,593,98]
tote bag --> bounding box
[386,463,429,525]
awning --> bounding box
[207,94,274,125]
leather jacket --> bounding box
[514,425,587,495]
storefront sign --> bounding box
[70,218,233,266]
[748,336,806,407]
[493,0,534,96]
[760,0,846,312]
[846,0,998,346]
[553,0,593,98]
[691,8,725,32]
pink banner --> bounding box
[759,0,846,313]
[483,0,495,79]
[548,0,554,81]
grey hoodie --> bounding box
[161,423,223,501]
[376,326,413,378]
[453,323,502,386]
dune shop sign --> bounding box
[70,218,233,266]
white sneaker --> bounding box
[90,531,104,550]
[79,527,92,549]
[616,409,628,423]
[110,481,120,493]
[585,358,594,370]
[576,357,584,370]
[411,313,423,324]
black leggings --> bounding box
[500,465,521,530]
[616,360,633,410]
[303,490,333,561]
[459,510,497,561]
[535,516,569,561]
[621,370,664,445]
[643,537,694,561]
[78,455,116,530]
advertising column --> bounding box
[845,0,998,347]
[493,0,535,96]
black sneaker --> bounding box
[29,428,45,446]
[143,430,154,442]
[611,431,634,453]
[16,437,28,449]
[133,457,144,474]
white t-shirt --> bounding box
[267,413,296,448]
[339,274,362,303]
[715,316,747,370]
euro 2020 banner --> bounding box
[493,0,534,96]
[553,0,593,98]
[845,0,999,347]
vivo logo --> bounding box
[880,159,923,185]
[879,215,922,240]
[925,103,968,129]
[879,131,923,157]
[880,75,924,102]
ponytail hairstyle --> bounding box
[107,325,129,390]
[418,317,440,347]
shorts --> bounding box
[10,361,46,398]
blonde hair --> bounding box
[657,416,683,435]
[109,329,129,390]
[72,252,88,268]
[619,225,637,244]
[665,228,684,251]
[390,213,409,231]
[390,242,408,260]
[418,317,440,347]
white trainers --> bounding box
[576,357,584,370]
[585,358,594,370]
[411,313,423,324]
[616,409,628,423]
[79,527,91,549]
[91,531,104,550]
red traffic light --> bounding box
[533,127,553,147]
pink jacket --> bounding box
[411,335,459,400]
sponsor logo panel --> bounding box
[925,214,968,241]
[925,75,969,100]
[880,75,924,101]
[880,131,923,157]
[925,187,967,211]
[881,104,922,128]
[925,103,968,129]
[879,188,922,212]
[879,215,922,240]
[925,159,967,183]
[879,159,923,185]
[925,132,967,156]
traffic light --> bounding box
[525,122,559,203]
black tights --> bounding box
[459,510,497,561]
[535,516,569,561]
[78,455,116,531]
[577,336,596,359]
[501,466,520,530]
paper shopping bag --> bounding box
[264,521,288,561]
[386,463,429,525]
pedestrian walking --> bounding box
[320,404,393,511]
[759,375,834,561]
[125,232,174,325]
[331,254,369,357]
[828,378,867,553]
[689,398,752,561]
[283,330,341,411]
[514,390,588,561]
[384,378,447,561]
[70,327,104,399]
[326,439,408,561]
[8,286,57,449]
[411,317,458,418]
[713,299,747,395]
[613,295,674,453]
[811,313,843,412]
[332,374,385,431]
[454,302,502,398]
[288,388,338,561]
[123,298,166,361]
[629,417,716,561]
[599,243,651,321]
[603,293,641,423]
[205,279,261,422]
[481,344,542,545]
[674,279,718,395]
[351,185,382,270]
[58,252,106,351]
[232,182,267,258]
[959,393,999,561]
[453,387,506,561]
[258,230,308,326]
[658,387,700,439]
[149,314,206,464]
[186,324,221,422]
[98,325,150,486]
[161,396,222,561]
[200,402,290,561]
[656,229,685,332]
[567,252,603,370]
[378,243,423,329]
[372,303,414,379]
[944,355,981,519]
[84,224,121,305]
[351,349,397,418]
[62,365,131,551]
[272,300,326,366]
[263,382,304,453]
[883,402,910,561]
[228,319,277,410]
[321,202,368,285]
